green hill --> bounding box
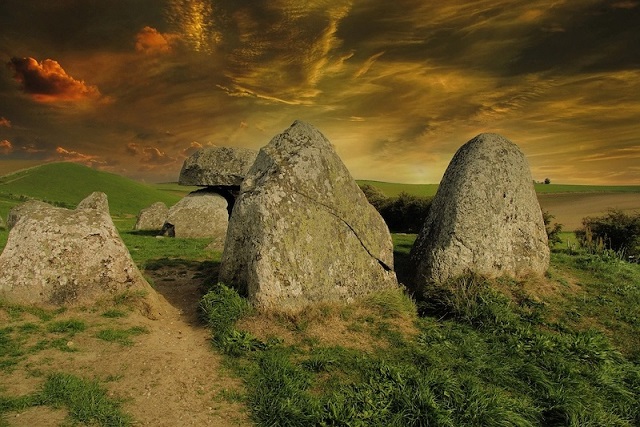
[0,162,184,219]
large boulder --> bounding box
[0,193,159,309]
[163,189,228,241]
[410,133,549,286]
[134,202,168,231]
[178,146,258,187]
[219,120,398,311]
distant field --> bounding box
[359,180,640,198]
[1,163,638,235]
[356,180,439,197]
[533,183,640,194]
[360,180,640,232]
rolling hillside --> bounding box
[0,162,189,219]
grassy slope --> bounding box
[0,162,186,218]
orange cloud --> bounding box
[135,26,180,54]
[126,142,140,155]
[0,117,11,128]
[55,146,101,165]
[0,140,13,155]
[141,146,176,166]
[181,141,202,157]
[8,57,102,103]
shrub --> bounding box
[542,211,563,247]
[576,210,640,258]
[359,185,431,233]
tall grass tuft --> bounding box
[199,283,268,355]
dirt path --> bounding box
[2,263,250,427]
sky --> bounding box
[1,0,639,185]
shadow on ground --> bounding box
[143,259,220,325]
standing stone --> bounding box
[163,189,228,241]
[410,133,549,286]
[134,202,169,231]
[179,147,258,187]
[0,192,160,311]
[219,120,398,311]
[0,214,4,230]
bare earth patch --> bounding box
[1,263,250,427]
[538,193,640,231]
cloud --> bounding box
[126,142,140,155]
[54,146,103,165]
[0,140,13,155]
[181,141,203,157]
[0,117,11,128]
[208,1,352,103]
[141,146,177,166]
[7,57,102,103]
[135,26,181,55]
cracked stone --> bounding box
[219,120,398,311]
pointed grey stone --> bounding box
[219,120,398,311]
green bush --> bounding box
[576,210,640,258]
[360,185,431,233]
[542,211,563,247]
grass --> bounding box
[95,326,149,346]
[200,236,640,426]
[0,372,132,426]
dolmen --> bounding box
[219,120,399,311]
[134,147,258,246]
[410,133,549,288]
[0,192,162,316]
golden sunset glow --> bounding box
[1,0,639,184]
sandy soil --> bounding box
[2,263,250,427]
[538,193,640,231]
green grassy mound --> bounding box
[0,162,185,218]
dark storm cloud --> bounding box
[7,57,102,102]
[0,0,165,53]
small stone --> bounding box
[134,202,169,231]
[162,189,229,239]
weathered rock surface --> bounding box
[179,147,258,187]
[219,120,398,310]
[6,200,51,230]
[410,133,549,286]
[164,189,228,239]
[134,202,169,231]
[0,193,159,310]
